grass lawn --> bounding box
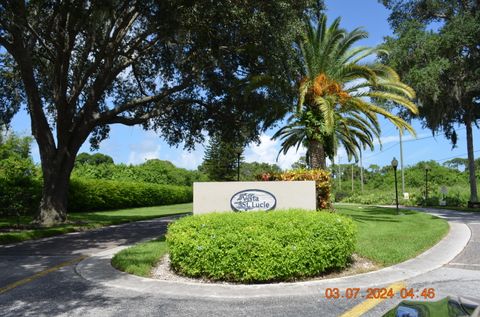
[112,205,449,278]
[112,237,168,277]
[336,204,449,266]
[0,203,192,245]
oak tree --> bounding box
[381,0,480,202]
[0,0,318,225]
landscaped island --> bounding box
[112,204,449,283]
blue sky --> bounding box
[9,0,480,170]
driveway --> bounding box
[0,208,479,317]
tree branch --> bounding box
[132,63,148,96]
[107,115,150,126]
[96,82,191,123]
[25,22,56,60]
[75,6,143,125]
[8,0,56,155]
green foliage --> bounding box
[0,132,41,218]
[167,210,356,283]
[443,158,468,170]
[0,203,192,245]
[381,1,480,201]
[106,205,448,280]
[198,134,244,181]
[112,237,168,277]
[291,156,309,169]
[76,152,114,165]
[337,205,449,266]
[0,132,195,216]
[334,160,474,207]
[239,162,282,181]
[72,158,207,186]
[0,1,322,224]
[274,13,417,169]
[266,169,332,209]
[0,1,321,148]
[0,131,32,159]
[68,178,192,212]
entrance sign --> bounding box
[193,181,316,214]
[230,189,277,212]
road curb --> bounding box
[75,221,471,299]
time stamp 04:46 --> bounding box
[324,288,436,300]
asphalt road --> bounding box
[0,209,479,317]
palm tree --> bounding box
[274,14,418,169]
[274,107,380,167]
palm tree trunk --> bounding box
[309,140,327,170]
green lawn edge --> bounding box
[112,237,168,277]
[336,204,449,266]
[0,203,192,245]
[112,205,449,280]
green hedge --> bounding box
[0,157,42,217]
[68,178,192,212]
[167,210,356,283]
[0,176,192,216]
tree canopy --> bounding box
[0,0,320,225]
[198,133,244,181]
[274,14,418,169]
[76,152,114,165]
[380,0,480,202]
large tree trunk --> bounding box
[34,149,77,226]
[465,117,478,202]
[309,140,327,170]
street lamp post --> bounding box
[425,165,430,206]
[235,147,243,181]
[391,157,399,215]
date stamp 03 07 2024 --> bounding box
[324,287,436,300]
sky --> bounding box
[9,0,480,171]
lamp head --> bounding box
[391,157,398,169]
[235,146,243,155]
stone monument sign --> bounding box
[193,181,316,214]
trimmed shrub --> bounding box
[167,210,356,283]
[68,178,192,212]
[259,169,331,209]
[0,157,42,218]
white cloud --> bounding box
[245,133,305,169]
[332,147,348,165]
[127,131,161,165]
[168,135,209,170]
[177,148,205,170]
[245,134,276,163]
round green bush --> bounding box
[167,210,357,283]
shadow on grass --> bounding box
[0,203,192,245]
[0,213,187,257]
[347,215,401,223]
[337,205,422,224]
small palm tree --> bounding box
[275,14,418,169]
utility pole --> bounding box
[359,150,364,193]
[399,128,405,194]
[338,156,342,190]
[351,163,354,192]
